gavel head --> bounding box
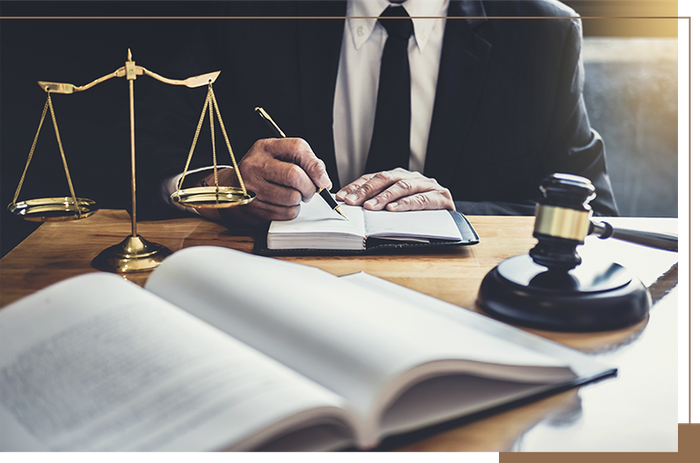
[529,173,596,271]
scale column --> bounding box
[126,49,138,237]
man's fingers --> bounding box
[362,177,423,210]
[338,169,409,205]
[384,190,456,212]
[336,168,455,212]
[336,173,375,202]
[252,179,304,207]
[260,138,332,191]
[240,138,332,203]
[361,174,452,210]
[217,137,335,225]
[261,161,316,202]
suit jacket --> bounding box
[137,0,618,219]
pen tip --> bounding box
[337,208,349,221]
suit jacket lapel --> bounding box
[424,0,491,186]
[296,1,346,189]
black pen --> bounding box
[255,107,349,220]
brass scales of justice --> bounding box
[7,49,255,273]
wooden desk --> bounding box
[0,210,679,452]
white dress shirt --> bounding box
[332,0,449,187]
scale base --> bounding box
[477,254,651,332]
[92,235,173,273]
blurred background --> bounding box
[0,1,679,257]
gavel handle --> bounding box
[590,220,678,252]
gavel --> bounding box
[529,173,677,272]
[477,173,675,332]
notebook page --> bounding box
[267,195,366,250]
[364,209,462,241]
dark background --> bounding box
[0,1,679,256]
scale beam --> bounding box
[11,49,236,274]
[38,68,220,94]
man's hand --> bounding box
[200,138,332,225]
[336,168,455,212]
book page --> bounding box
[338,271,617,436]
[341,272,613,380]
[145,246,605,446]
[0,273,356,451]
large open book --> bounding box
[0,246,614,452]
[257,194,478,254]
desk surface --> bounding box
[0,210,679,452]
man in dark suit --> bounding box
[139,0,618,227]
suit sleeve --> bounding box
[454,200,537,216]
[539,17,618,216]
[454,16,618,217]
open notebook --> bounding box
[257,194,478,255]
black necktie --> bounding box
[364,5,414,174]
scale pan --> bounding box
[171,186,255,209]
[8,197,98,222]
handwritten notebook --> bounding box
[257,194,479,255]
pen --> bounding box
[255,107,349,220]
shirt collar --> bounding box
[346,0,449,52]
